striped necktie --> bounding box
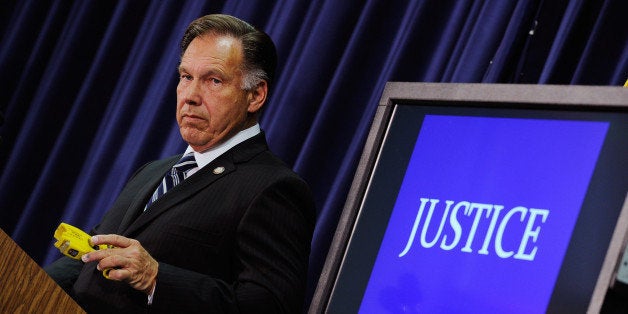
[145,152,197,210]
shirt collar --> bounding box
[184,124,261,170]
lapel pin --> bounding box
[213,166,225,175]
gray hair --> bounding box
[180,14,277,91]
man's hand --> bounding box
[82,234,158,295]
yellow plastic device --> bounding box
[53,222,114,278]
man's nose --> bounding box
[183,80,202,106]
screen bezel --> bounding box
[309,82,628,313]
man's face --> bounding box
[176,33,256,152]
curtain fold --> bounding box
[1,0,626,310]
[571,0,628,84]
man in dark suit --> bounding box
[45,14,315,313]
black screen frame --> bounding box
[309,82,628,313]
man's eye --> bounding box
[180,74,192,81]
[210,78,222,84]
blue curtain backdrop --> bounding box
[1,0,627,309]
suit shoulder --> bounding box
[244,151,304,179]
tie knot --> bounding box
[173,152,197,173]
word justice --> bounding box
[398,197,549,261]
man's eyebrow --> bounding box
[176,65,229,79]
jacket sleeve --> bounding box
[44,256,84,300]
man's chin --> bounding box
[180,130,208,146]
[182,138,221,153]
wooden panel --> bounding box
[0,228,84,313]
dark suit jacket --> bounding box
[45,133,316,313]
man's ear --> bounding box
[247,80,268,114]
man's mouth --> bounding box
[182,114,205,122]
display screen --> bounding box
[360,115,608,313]
[325,103,628,313]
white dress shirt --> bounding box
[185,123,261,176]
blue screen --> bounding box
[359,115,609,313]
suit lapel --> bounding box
[120,133,269,237]
[116,156,180,233]
[123,157,235,236]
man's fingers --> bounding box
[81,246,114,263]
[100,266,130,281]
[96,254,126,271]
[79,234,158,293]
[90,234,135,248]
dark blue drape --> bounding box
[1,0,627,309]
